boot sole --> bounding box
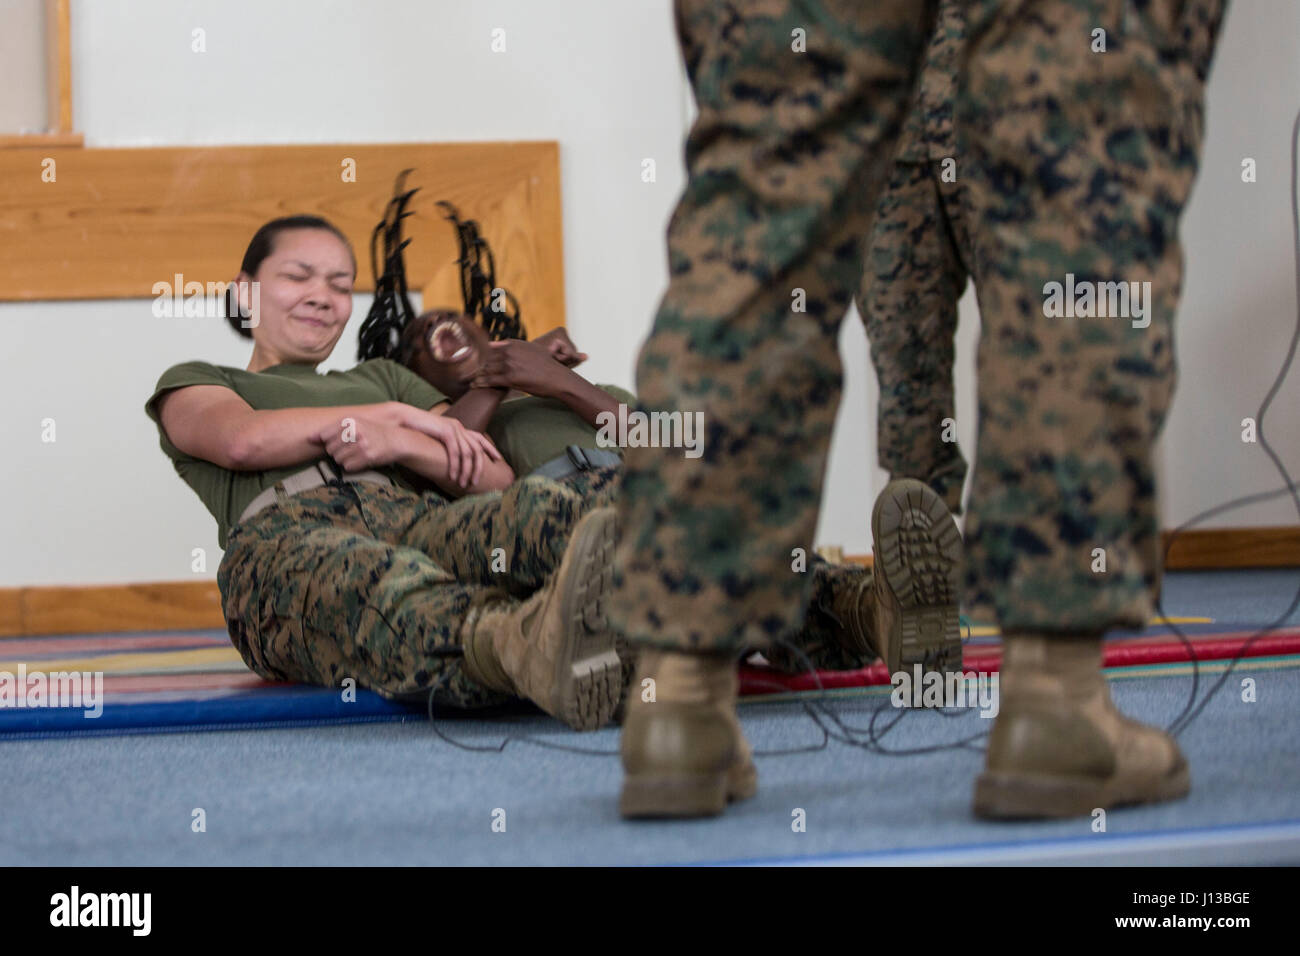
[620,760,758,819]
[549,508,623,732]
[871,479,964,675]
[972,761,1191,820]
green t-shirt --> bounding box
[144,358,447,549]
[486,385,635,475]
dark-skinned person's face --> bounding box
[401,309,493,399]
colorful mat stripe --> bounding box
[739,627,1300,694]
[1,622,1297,739]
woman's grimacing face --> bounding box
[237,228,356,367]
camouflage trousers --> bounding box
[611,0,1225,651]
[859,157,973,515]
[217,466,865,709]
[216,469,622,710]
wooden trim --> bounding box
[1,527,1294,638]
[0,589,23,638]
[45,0,73,134]
[1159,526,1300,570]
[0,132,83,149]
[0,582,224,637]
[0,141,566,335]
[842,527,1300,572]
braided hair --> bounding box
[435,199,525,342]
[357,172,525,363]
[356,171,420,362]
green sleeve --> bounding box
[600,385,636,408]
[143,361,235,458]
[367,359,448,410]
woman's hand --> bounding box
[471,339,569,396]
[400,410,503,488]
[533,327,588,368]
[317,415,412,473]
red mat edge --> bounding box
[739,628,1300,695]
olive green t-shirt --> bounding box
[144,358,447,549]
[486,385,635,475]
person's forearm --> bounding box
[396,427,515,497]
[550,372,623,429]
[438,387,509,433]
[231,403,399,470]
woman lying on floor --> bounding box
[145,215,628,731]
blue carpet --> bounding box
[3,569,1298,865]
[3,658,1297,865]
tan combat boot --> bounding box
[460,507,622,731]
[973,633,1190,818]
[620,649,757,818]
[868,478,964,675]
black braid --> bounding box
[358,178,526,362]
[357,170,421,362]
[436,200,526,342]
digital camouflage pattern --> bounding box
[956,0,1225,629]
[218,465,875,709]
[217,474,615,709]
[895,0,963,165]
[612,0,1225,651]
[560,467,884,675]
[860,0,972,516]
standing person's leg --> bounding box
[613,0,937,818]
[859,158,970,515]
[957,0,1227,816]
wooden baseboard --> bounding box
[0,581,223,637]
[1159,526,1300,570]
[1,526,1295,638]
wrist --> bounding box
[393,425,425,469]
[387,401,415,427]
[548,368,583,402]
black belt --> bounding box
[531,445,622,480]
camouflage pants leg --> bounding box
[957,0,1226,630]
[763,556,876,673]
[555,464,623,512]
[858,158,972,513]
[398,473,612,598]
[611,0,937,652]
[217,483,512,709]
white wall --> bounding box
[1159,0,1300,533]
[0,0,1296,587]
